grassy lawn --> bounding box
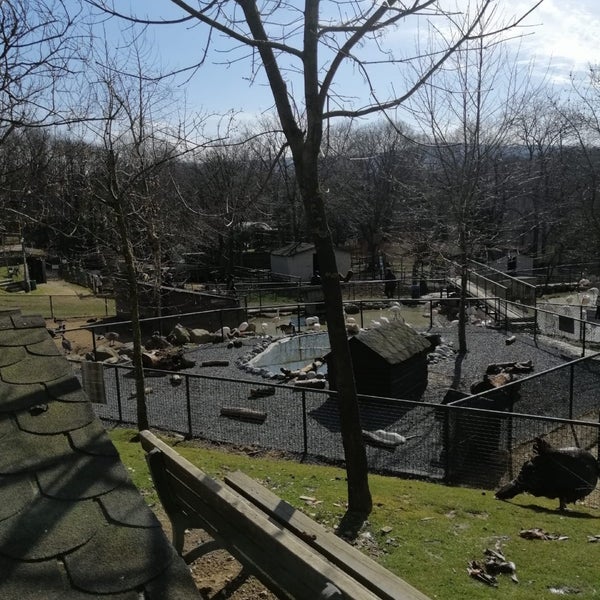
[109,427,600,599]
[0,271,115,318]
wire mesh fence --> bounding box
[0,293,115,319]
[89,363,600,499]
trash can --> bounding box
[411,284,420,299]
[29,280,37,291]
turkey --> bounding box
[495,437,599,510]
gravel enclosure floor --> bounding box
[179,322,573,402]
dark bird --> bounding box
[61,335,72,354]
[495,437,599,510]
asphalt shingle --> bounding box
[0,309,201,599]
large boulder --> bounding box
[168,323,191,345]
[92,345,120,362]
[142,349,196,371]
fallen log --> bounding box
[201,360,230,367]
[249,387,276,398]
[220,407,267,423]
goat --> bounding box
[277,322,296,335]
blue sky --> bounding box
[92,1,600,128]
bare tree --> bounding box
[408,18,539,352]
[0,0,83,144]
[510,99,578,270]
[0,0,85,257]
[88,0,544,516]
[82,38,210,431]
[553,70,600,266]
[323,121,424,274]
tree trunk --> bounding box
[304,191,372,515]
[115,207,149,431]
[458,257,468,354]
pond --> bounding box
[249,331,331,374]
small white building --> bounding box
[270,242,351,281]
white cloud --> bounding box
[515,0,600,71]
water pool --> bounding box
[249,332,330,374]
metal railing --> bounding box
[468,259,537,306]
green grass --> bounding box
[109,427,600,599]
[0,276,115,319]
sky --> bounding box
[90,0,600,129]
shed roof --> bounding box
[271,242,351,257]
[350,320,431,364]
[271,242,315,257]
[0,310,200,599]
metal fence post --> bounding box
[301,390,308,457]
[443,406,451,484]
[507,406,514,480]
[429,298,433,329]
[115,367,123,423]
[49,295,54,320]
[569,363,575,420]
[581,321,587,357]
[92,331,98,362]
[186,374,193,439]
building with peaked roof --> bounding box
[0,310,201,599]
[327,320,431,400]
[270,242,352,281]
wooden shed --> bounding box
[270,242,351,281]
[327,320,431,400]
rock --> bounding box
[142,349,196,371]
[169,323,191,345]
[93,345,120,362]
[145,334,171,350]
[189,328,213,343]
[344,303,360,315]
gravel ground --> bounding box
[179,322,572,402]
[92,322,598,486]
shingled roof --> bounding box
[0,310,201,599]
[351,320,431,363]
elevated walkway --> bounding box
[449,276,535,327]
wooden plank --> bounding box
[224,470,432,600]
[140,431,381,600]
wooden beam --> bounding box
[140,431,381,600]
[225,470,431,600]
